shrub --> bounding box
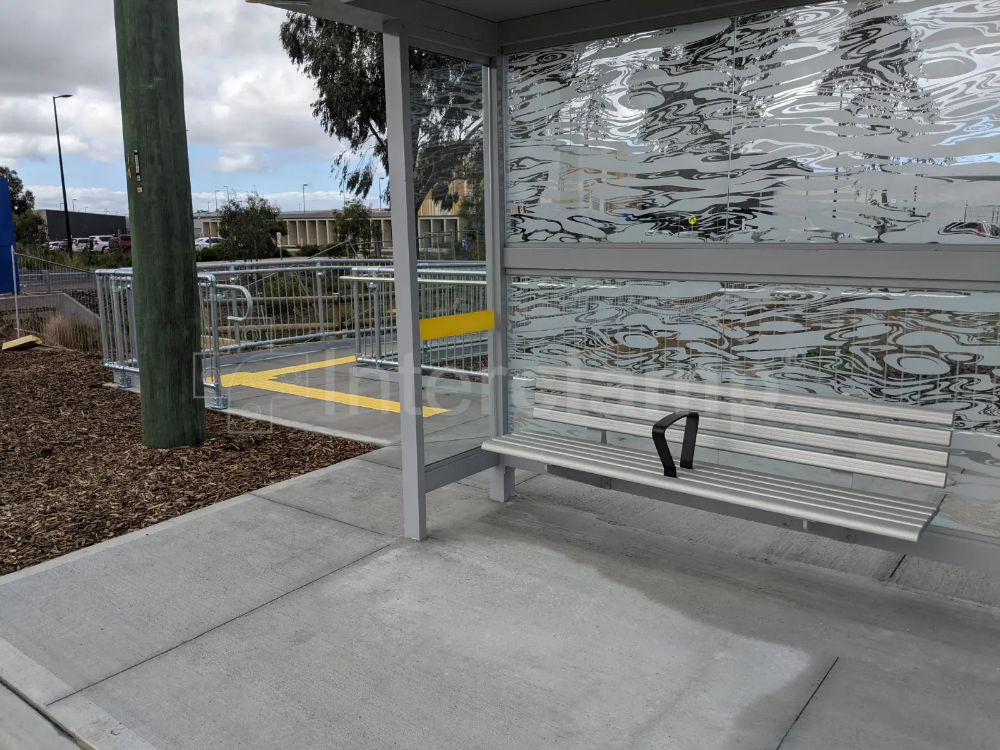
[41,315,102,355]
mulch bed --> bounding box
[0,346,374,575]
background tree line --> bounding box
[279,16,485,245]
[1,166,48,248]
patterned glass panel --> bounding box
[507,20,737,242]
[507,0,1000,244]
[508,275,1000,535]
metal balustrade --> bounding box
[94,258,487,408]
[343,265,489,378]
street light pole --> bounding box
[214,189,219,211]
[378,176,384,210]
[302,183,308,212]
[53,94,73,250]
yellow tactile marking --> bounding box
[420,310,494,342]
[220,354,447,417]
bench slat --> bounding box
[501,436,933,536]
[513,430,941,517]
[535,365,955,427]
[484,432,941,541]
[534,394,950,467]
[503,432,936,526]
[533,378,951,448]
[533,407,949,488]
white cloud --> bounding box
[214,151,268,174]
[25,186,372,219]
[192,190,373,213]
[28,186,130,216]
[0,0,337,166]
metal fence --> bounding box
[0,254,103,353]
[96,268,254,408]
[344,265,489,377]
[16,254,100,302]
[94,258,487,408]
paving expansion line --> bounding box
[45,541,394,706]
[774,656,840,750]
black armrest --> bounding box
[651,411,700,478]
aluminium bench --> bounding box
[483,366,956,543]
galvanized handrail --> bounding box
[345,265,489,377]
[216,282,254,323]
[95,258,488,406]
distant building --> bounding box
[38,210,128,241]
[199,180,474,252]
[193,210,213,239]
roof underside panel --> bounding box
[425,0,606,22]
[253,0,814,52]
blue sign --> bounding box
[0,178,19,295]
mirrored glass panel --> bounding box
[507,0,1000,245]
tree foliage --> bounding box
[279,16,483,215]
[332,199,374,256]
[1,165,47,247]
[218,191,284,261]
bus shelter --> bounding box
[255,0,1000,573]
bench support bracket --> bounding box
[652,412,700,478]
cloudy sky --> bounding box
[0,0,371,216]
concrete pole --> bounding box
[114,0,206,447]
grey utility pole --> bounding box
[114,0,206,447]
[52,95,73,251]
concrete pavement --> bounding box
[2,451,1000,749]
[0,685,77,750]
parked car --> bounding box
[91,235,114,252]
[73,237,95,251]
[109,234,131,251]
[195,236,224,250]
[48,240,68,250]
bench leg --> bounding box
[489,465,515,503]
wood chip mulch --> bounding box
[1,346,374,575]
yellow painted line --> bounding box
[243,354,359,379]
[238,377,446,417]
[218,353,447,417]
[220,355,356,388]
[419,310,493,342]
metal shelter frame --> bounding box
[252,0,1000,573]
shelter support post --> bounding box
[483,58,514,502]
[383,22,427,539]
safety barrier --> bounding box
[96,269,253,409]
[343,265,489,378]
[1,254,102,354]
[95,258,487,407]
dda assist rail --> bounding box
[96,269,253,409]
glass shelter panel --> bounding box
[507,275,1000,537]
[350,53,489,469]
[506,0,1000,244]
[412,55,491,466]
